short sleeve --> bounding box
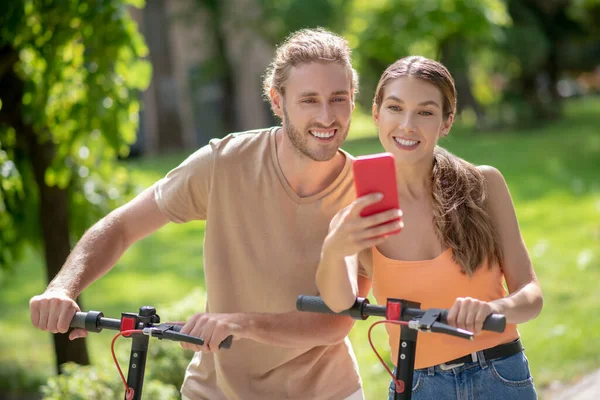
[154,140,216,223]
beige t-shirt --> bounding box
[154,127,362,400]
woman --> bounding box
[316,56,543,399]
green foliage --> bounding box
[0,0,151,270]
[40,362,179,400]
[259,0,352,43]
[0,128,26,268]
[0,359,47,395]
[347,0,510,106]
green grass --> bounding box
[1,97,599,399]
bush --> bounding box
[0,360,47,397]
[40,362,179,400]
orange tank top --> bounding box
[371,246,519,369]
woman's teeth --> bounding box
[394,137,419,147]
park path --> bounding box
[541,369,600,399]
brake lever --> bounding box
[142,324,205,346]
[407,319,473,340]
[429,322,474,340]
[142,324,234,349]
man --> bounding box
[30,28,370,400]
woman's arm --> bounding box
[316,194,402,312]
[447,166,543,334]
[480,165,543,323]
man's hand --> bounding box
[29,290,88,340]
[179,313,246,353]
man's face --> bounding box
[275,62,354,162]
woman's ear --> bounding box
[372,104,380,127]
[440,114,454,137]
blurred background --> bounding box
[0,0,599,399]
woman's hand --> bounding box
[447,297,498,335]
[323,193,403,260]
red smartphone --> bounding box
[352,152,401,235]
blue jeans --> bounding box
[388,351,537,399]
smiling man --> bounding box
[30,28,370,400]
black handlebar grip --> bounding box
[296,295,345,316]
[481,314,506,333]
[70,312,87,329]
[170,325,233,349]
[439,310,506,333]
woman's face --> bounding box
[373,76,452,165]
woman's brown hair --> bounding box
[374,56,502,275]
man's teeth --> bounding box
[310,129,335,139]
[394,137,419,146]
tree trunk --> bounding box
[144,0,185,151]
[213,8,238,135]
[0,45,90,373]
[28,130,91,372]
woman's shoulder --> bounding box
[476,165,508,191]
[476,165,514,211]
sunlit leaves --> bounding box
[0,0,150,270]
[347,0,510,106]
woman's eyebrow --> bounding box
[384,95,440,108]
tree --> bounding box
[258,0,352,43]
[500,0,600,123]
[188,0,239,136]
[0,0,150,372]
[347,0,510,126]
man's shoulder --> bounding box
[202,127,276,171]
[210,127,274,148]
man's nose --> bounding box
[316,104,335,126]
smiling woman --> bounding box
[316,55,543,400]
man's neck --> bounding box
[275,128,346,198]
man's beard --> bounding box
[282,104,349,162]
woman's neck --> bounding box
[395,156,434,201]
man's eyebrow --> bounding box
[298,90,351,97]
[384,95,440,108]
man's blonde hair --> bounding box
[262,28,359,105]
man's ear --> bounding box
[270,87,283,118]
[372,104,380,128]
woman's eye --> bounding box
[302,99,316,104]
[420,111,433,116]
[388,105,401,111]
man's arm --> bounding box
[180,275,371,352]
[30,186,169,337]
